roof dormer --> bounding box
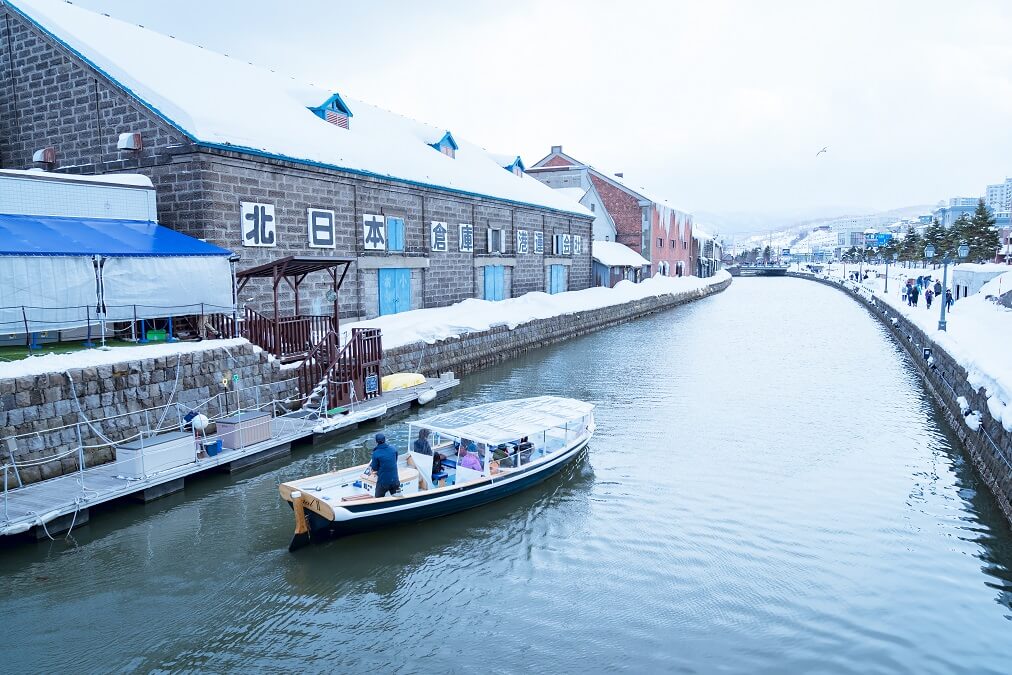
[430,131,458,158]
[503,155,525,176]
[310,93,353,129]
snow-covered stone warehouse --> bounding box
[0,0,593,320]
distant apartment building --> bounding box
[934,197,981,227]
[986,181,1010,212]
[527,146,698,277]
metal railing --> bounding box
[0,375,331,534]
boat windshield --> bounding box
[406,404,593,490]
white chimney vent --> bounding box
[117,132,143,151]
[32,147,56,165]
[551,145,562,154]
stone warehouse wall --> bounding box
[790,272,1012,527]
[0,6,595,323]
[383,277,733,377]
[0,343,297,486]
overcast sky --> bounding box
[72,0,1012,230]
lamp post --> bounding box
[885,252,897,293]
[938,241,969,331]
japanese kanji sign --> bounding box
[363,214,386,251]
[516,229,530,255]
[430,221,448,252]
[240,202,276,247]
[307,208,336,249]
[533,230,544,254]
[573,235,582,256]
[459,223,474,253]
[561,233,572,255]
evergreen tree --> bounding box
[945,213,970,258]
[900,225,923,262]
[923,218,947,256]
[967,198,1000,262]
[763,245,771,263]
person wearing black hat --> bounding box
[368,432,400,498]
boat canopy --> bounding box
[414,396,595,446]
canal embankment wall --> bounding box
[788,272,1012,526]
[1,277,731,489]
[0,342,297,486]
[383,276,733,377]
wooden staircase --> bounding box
[296,328,383,410]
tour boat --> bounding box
[279,396,595,550]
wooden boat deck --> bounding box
[1,374,458,540]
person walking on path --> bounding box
[934,279,942,297]
[910,283,920,307]
[945,288,954,310]
[368,433,401,498]
[925,288,934,309]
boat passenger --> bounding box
[368,433,401,498]
[412,428,433,455]
[459,441,482,471]
[492,443,514,468]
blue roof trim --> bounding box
[5,2,588,220]
[310,93,354,117]
[0,213,234,257]
[429,131,459,152]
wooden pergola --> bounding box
[236,255,354,362]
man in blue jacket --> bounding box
[369,433,401,498]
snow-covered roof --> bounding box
[554,187,589,204]
[598,172,689,215]
[414,396,595,445]
[953,263,1012,276]
[693,228,713,241]
[9,0,589,217]
[592,240,650,268]
[0,168,153,188]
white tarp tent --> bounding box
[0,213,234,332]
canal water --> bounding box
[2,278,1011,673]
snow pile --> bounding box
[0,168,153,187]
[10,0,588,217]
[986,395,1011,432]
[956,396,970,414]
[965,410,982,432]
[592,241,651,268]
[0,338,250,379]
[345,271,730,350]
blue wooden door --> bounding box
[483,265,504,301]
[378,268,411,316]
[548,264,566,294]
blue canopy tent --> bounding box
[0,213,235,335]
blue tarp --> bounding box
[0,213,232,257]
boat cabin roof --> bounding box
[414,396,594,445]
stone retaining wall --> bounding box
[0,343,297,486]
[383,277,732,377]
[789,272,1012,527]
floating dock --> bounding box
[0,373,458,541]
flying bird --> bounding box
[816,146,828,157]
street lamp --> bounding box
[937,241,969,331]
[885,252,898,293]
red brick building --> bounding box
[527,146,696,276]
